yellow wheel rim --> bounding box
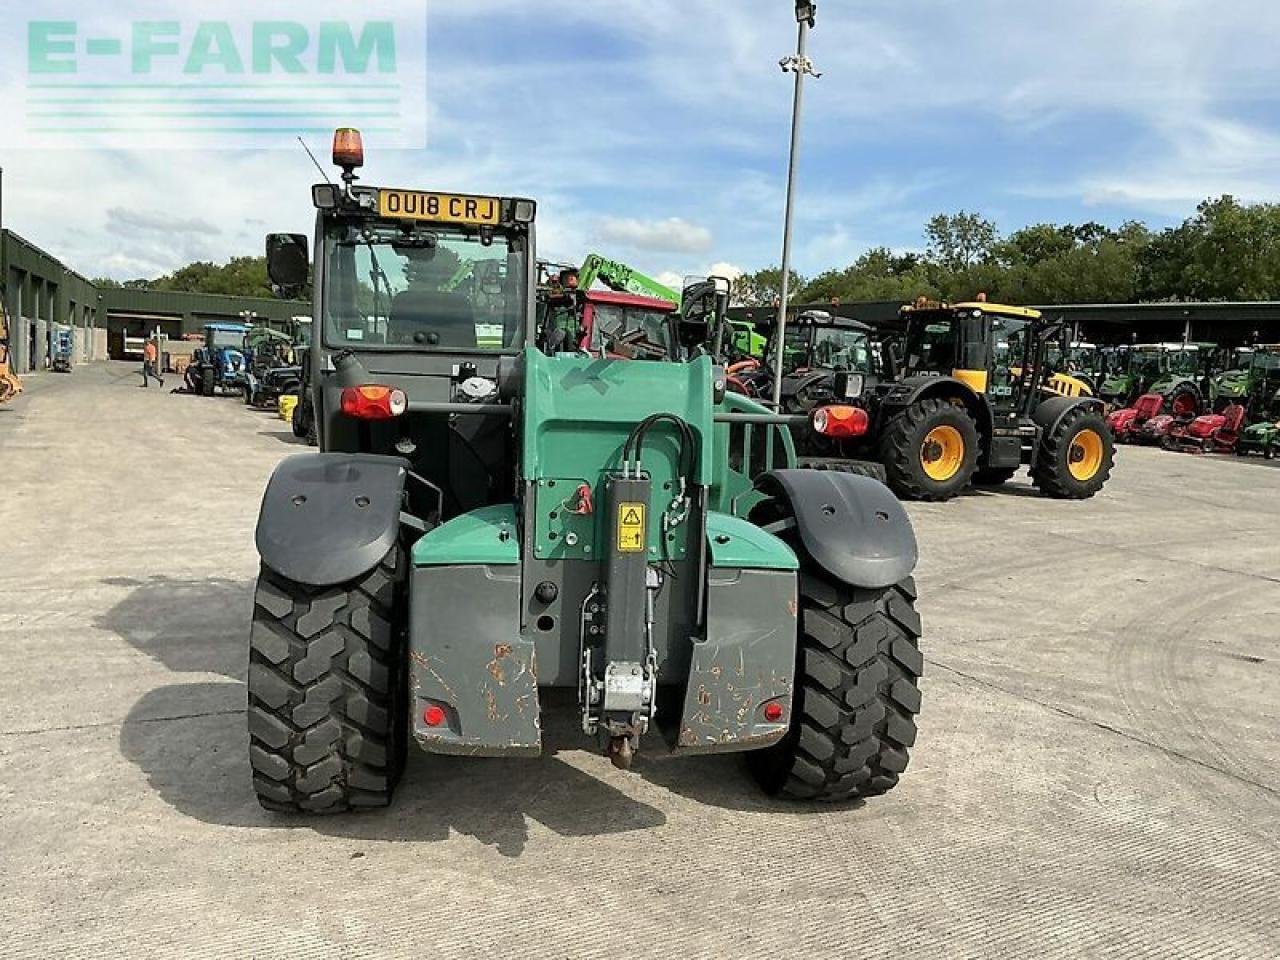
[1068,428,1104,481]
[921,425,965,482]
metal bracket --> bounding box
[779,55,822,78]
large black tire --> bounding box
[201,367,215,397]
[1031,406,1115,499]
[247,548,408,813]
[748,570,923,801]
[290,397,307,438]
[973,466,1018,486]
[797,457,888,484]
[879,398,979,501]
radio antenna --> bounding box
[298,137,332,185]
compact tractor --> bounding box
[779,301,1114,501]
[243,323,310,409]
[247,129,924,812]
[187,322,250,396]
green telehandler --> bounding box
[247,129,924,811]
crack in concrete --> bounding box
[928,657,1280,801]
[1,706,243,739]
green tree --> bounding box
[925,211,999,272]
[732,266,806,307]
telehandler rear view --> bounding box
[246,130,924,810]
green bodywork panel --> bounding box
[705,511,797,570]
[1212,368,1252,400]
[413,504,519,566]
[522,349,715,562]
[729,322,766,359]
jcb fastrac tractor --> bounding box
[247,130,924,812]
[793,301,1115,501]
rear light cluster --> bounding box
[812,404,869,439]
[340,385,407,420]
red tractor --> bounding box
[1163,403,1247,454]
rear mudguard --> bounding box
[878,375,991,440]
[255,453,409,587]
[755,469,917,589]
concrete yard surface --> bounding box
[0,362,1277,959]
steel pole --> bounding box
[772,20,809,408]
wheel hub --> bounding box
[1067,428,1104,481]
[920,425,965,482]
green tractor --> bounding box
[1098,343,1202,412]
[248,130,923,811]
[1211,344,1280,412]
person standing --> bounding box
[140,338,164,388]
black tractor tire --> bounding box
[748,571,923,801]
[797,457,888,484]
[879,398,979,501]
[973,466,1018,486]
[200,368,215,397]
[247,547,408,813]
[1031,406,1115,499]
[290,398,307,438]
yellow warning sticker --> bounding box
[617,502,646,553]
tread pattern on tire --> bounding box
[247,549,405,813]
[753,573,923,801]
[797,457,888,483]
[879,397,979,501]
[1031,406,1115,500]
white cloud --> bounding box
[5,0,1280,281]
[594,216,713,255]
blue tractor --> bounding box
[189,322,249,396]
[50,327,74,373]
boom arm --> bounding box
[579,253,680,305]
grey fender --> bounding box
[255,453,409,587]
[1032,394,1103,437]
[756,469,917,589]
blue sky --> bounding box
[4,0,1280,285]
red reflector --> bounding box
[332,127,364,169]
[340,385,407,420]
[423,705,446,727]
[763,701,785,723]
[812,405,869,438]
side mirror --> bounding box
[266,233,310,298]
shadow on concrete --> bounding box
[962,480,1044,499]
[258,429,307,445]
[103,575,668,856]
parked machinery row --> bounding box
[1106,343,1280,457]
